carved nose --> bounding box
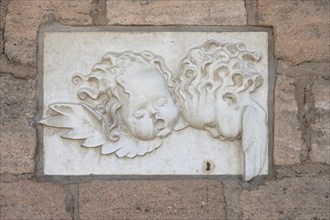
[148,105,159,117]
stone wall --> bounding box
[0,0,329,219]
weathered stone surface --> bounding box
[0,180,71,219]
[223,180,242,220]
[0,173,33,183]
[274,75,301,165]
[313,78,330,110]
[274,75,298,112]
[0,55,36,78]
[258,0,330,64]
[0,120,36,174]
[0,0,8,29]
[0,0,9,54]
[0,74,35,123]
[4,0,92,67]
[311,78,330,164]
[276,162,330,179]
[107,0,246,25]
[274,111,301,165]
[0,33,3,55]
[245,0,258,25]
[0,74,36,173]
[276,63,330,165]
[241,163,330,220]
[277,61,330,79]
[311,111,330,164]
[209,0,246,25]
[79,180,225,219]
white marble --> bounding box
[40,31,269,180]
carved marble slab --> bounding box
[38,25,273,181]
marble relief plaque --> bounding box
[38,24,274,181]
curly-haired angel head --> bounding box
[72,51,179,142]
[175,40,264,133]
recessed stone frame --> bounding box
[36,23,275,183]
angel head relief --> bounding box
[175,40,267,180]
[114,59,179,141]
[175,40,264,136]
[41,51,179,157]
[80,51,180,141]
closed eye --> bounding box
[158,98,168,106]
[136,115,144,120]
[134,109,146,120]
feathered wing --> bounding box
[101,134,162,158]
[242,105,267,181]
[39,103,107,147]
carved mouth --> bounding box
[155,119,166,130]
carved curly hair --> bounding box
[175,40,264,110]
[72,51,175,142]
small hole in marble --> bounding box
[206,162,211,171]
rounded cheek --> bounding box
[179,97,216,129]
[161,103,179,128]
[214,100,227,123]
[214,100,241,137]
[128,117,157,141]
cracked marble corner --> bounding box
[39,28,270,181]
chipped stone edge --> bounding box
[35,22,276,185]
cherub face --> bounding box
[119,69,179,141]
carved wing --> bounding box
[242,105,267,181]
[39,103,107,147]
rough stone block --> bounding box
[277,61,330,79]
[0,0,8,29]
[106,0,246,25]
[0,74,36,174]
[4,0,92,67]
[0,55,36,78]
[0,74,35,123]
[258,0,330,64]
[311,111,330,164]
[240,164,330,220]
[209,0,246,25]
[0,120,36,174]
[0,29,4,55]
[0,180,71,219]
[311,78,330,164]
[313,78,330,110]
[79,180,225,219]
[0,0,9,54]
[223,180,242,219]
[276,162,330,179]
[274,75,298,112]
[274,75,301,165]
